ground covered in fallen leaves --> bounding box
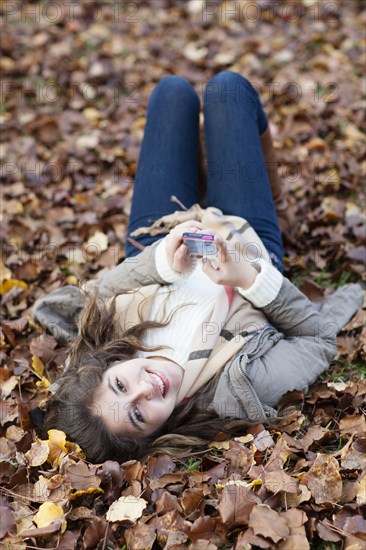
[1,0,365,548]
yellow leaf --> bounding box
[36,377,51,389]
[220,478,263,490]
[0,279,28,295]
[33,502,66,532]
[106,496,147,523]
[83,107,100,122]
[25,439,49,467]
[32,355,45,377]
[65,440,84,459]
[0,261,12,283]
[47,429,68,467]
[69,487,104,500]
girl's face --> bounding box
[93,356,184,438]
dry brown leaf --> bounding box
[339,415,366,436]
[83,517,115,549]
[264,469,299,494]
[106,496,147,523]
[0,505,16,539]
[65,461,101,493]
[249,504,290,544]
[278,509,309,550]
[341,443,366,471]
[298,425,331,450]
[218,485,260,528]
[281,483,312,508]
[181,487,203,516]
[0,375,18,397]
[147,455,176,479]
[304,454,343,504]
[124,523,156,550]
[1,4,365,549]
[356,476,366,505]
[5,425,25,442]
[317,519,343,543]
[25,439,49,467]
[189,515,217,543]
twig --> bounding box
[101,522,109,550]
[126,237,145,251]
[170,195,188,210]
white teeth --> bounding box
[151,373,165,396]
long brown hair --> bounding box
[44,291,251,463]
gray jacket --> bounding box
[33,238,364,424]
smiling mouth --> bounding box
[147,371,167,398]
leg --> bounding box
[260,126,294,235]
[203,71,284,272]
[126,76,200,257]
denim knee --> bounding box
[151,75,199,110]
[204,70,258,106]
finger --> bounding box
[214,237,227,263]
[184,225,200,234]
[172,243,190,272]
[178,220,203,230]
[173,223,203,240]
[179,243,188,255]
[201,256,219,277]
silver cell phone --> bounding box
[182,232,218,257]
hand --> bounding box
[165,220,203,273]
[201,235,260,289]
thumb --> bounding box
[201,256,218,276]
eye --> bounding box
[115,377,125,393]
[131,406,145,424]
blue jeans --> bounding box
[125,71,284,272]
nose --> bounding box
[130,380,154,401]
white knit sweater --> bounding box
[136,236,283,368]
[136,241,226,367]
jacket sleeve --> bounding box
[237,259,364,406]
[84,237,191,300]
[33,237,190,342]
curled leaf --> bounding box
[47,429,68,467]
[33,502,66,533]
[25,439,49,467]
[106,496,147,523]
